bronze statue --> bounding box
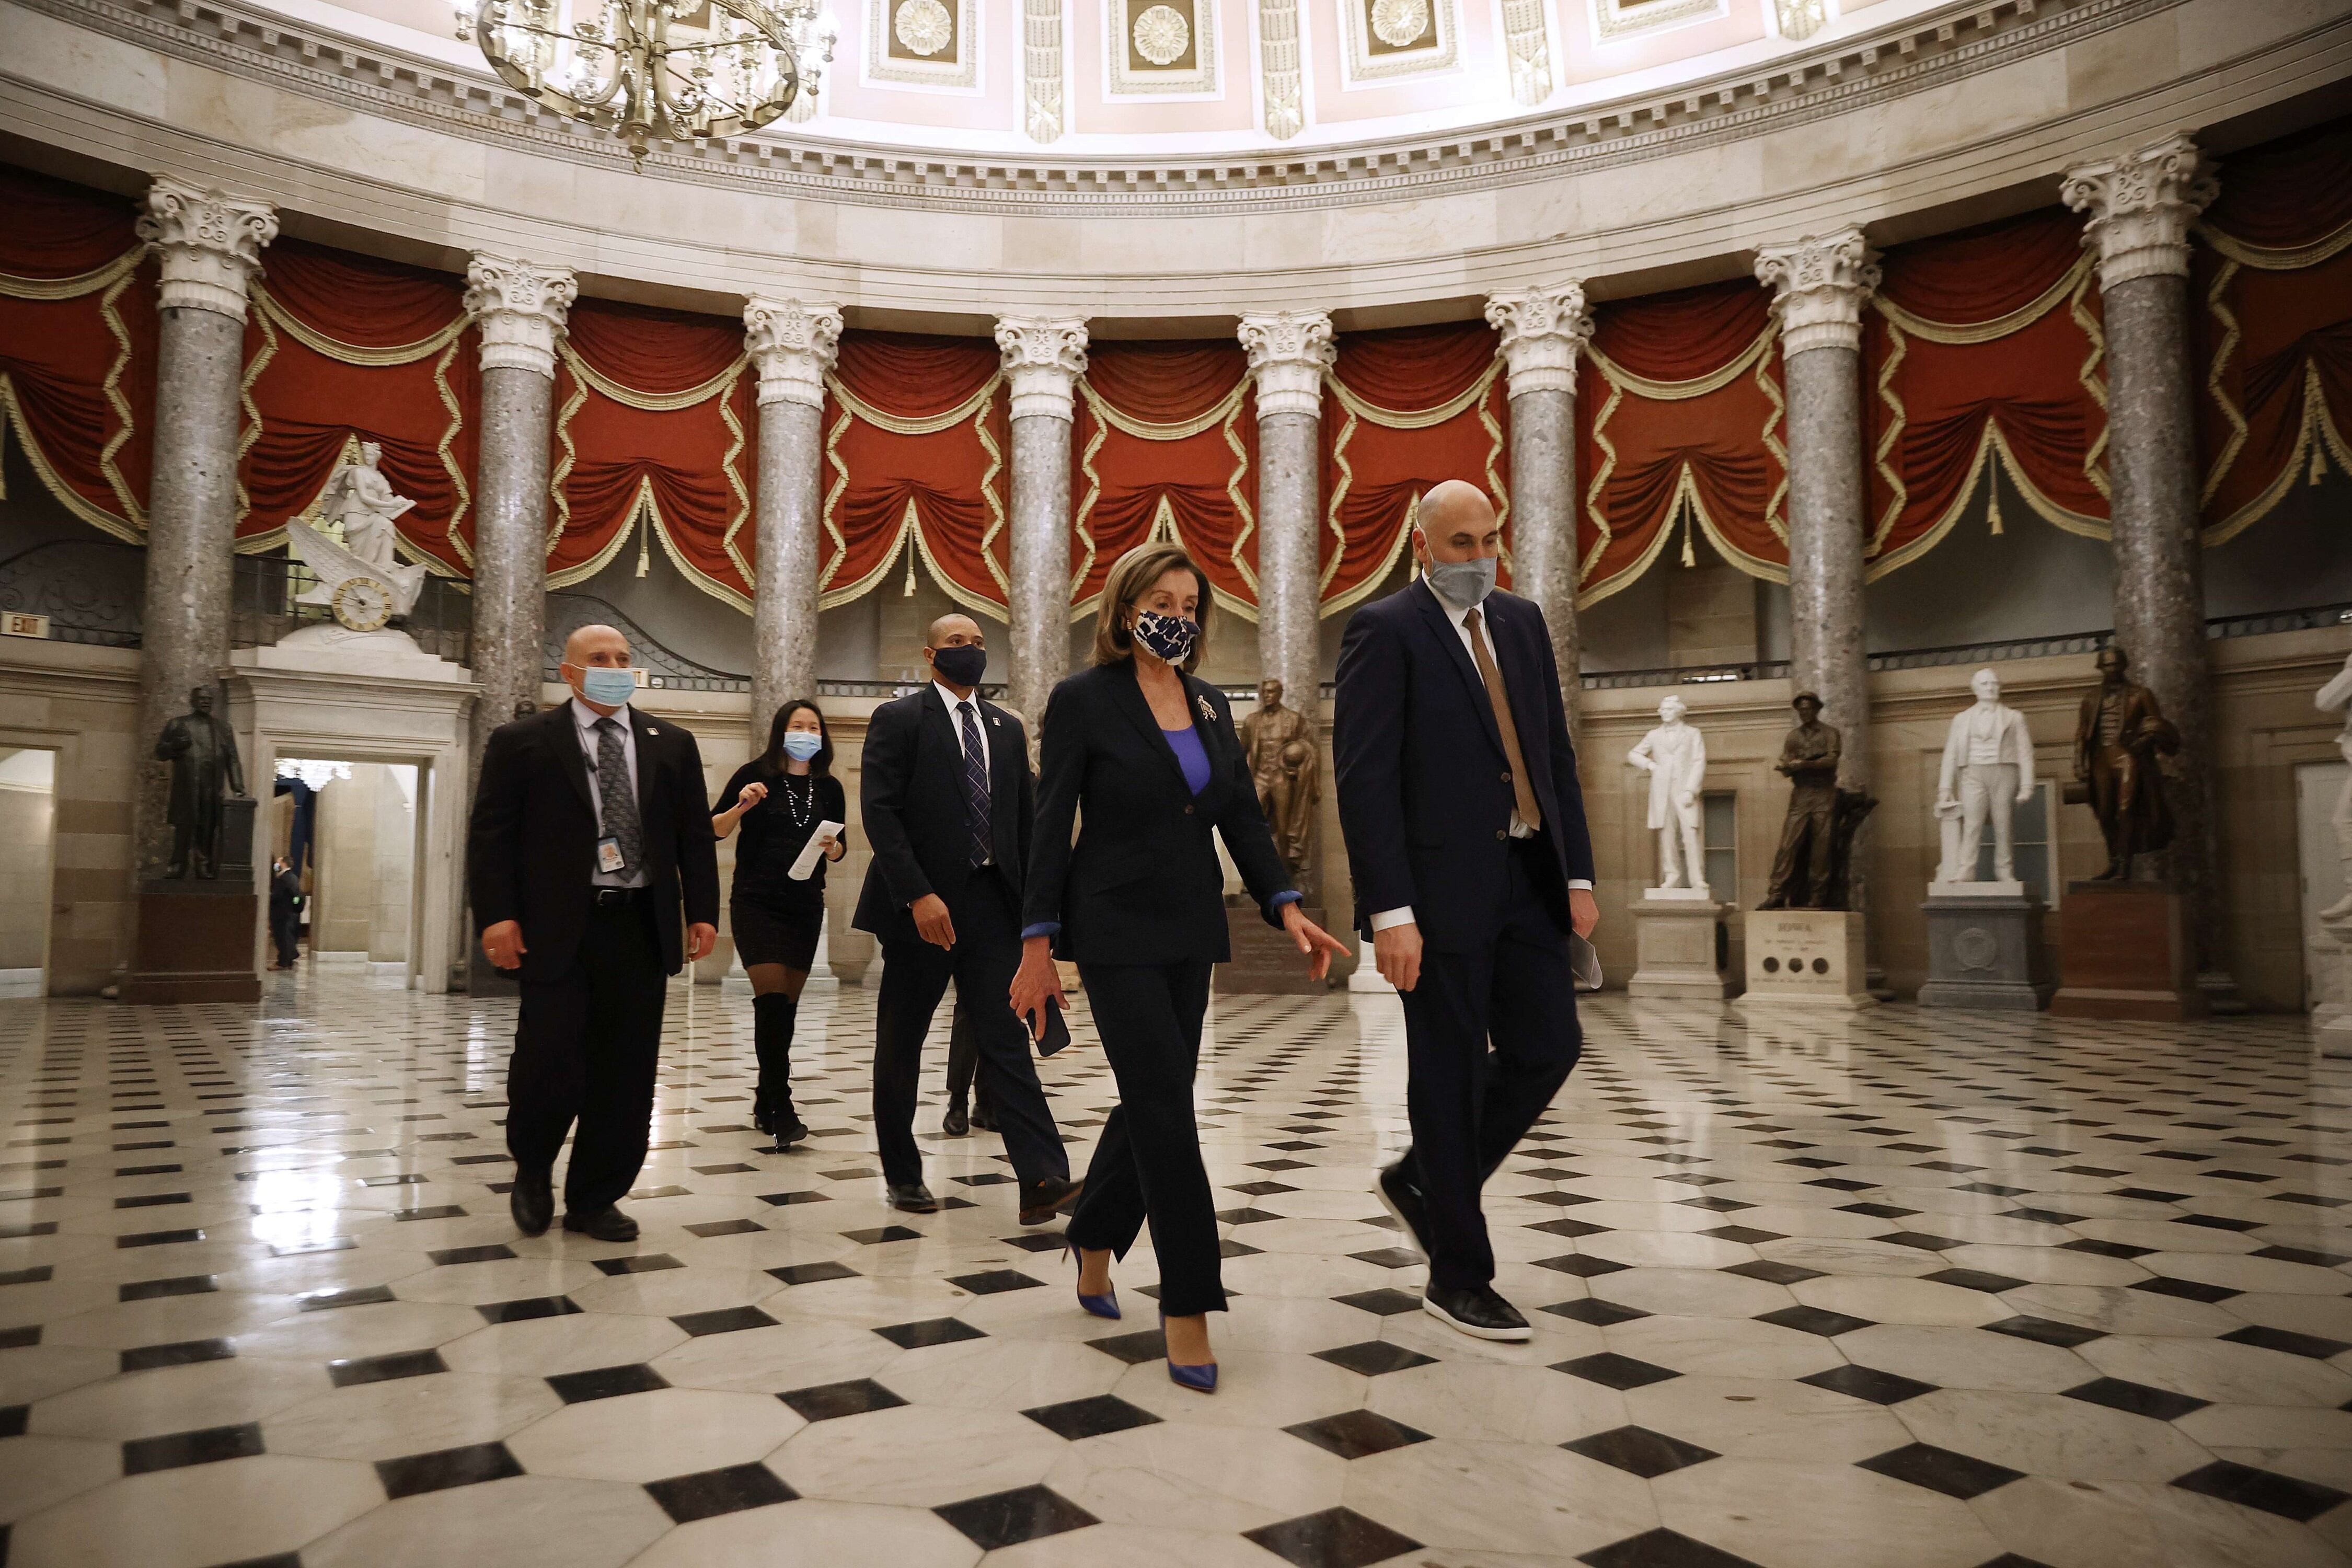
[1240,677,1319,884]
[2071,644,2177,880]
[155,685,247,880]
[1760,691,1875,910]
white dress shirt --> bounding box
[572,699,648,889]
[1370,581,1590,934]
[935,681,994,866]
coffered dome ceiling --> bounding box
[302,0,1938,156]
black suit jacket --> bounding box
[1333,580,1595,952]
[852,686,1034,946]
[1023,660,1295,966]
[467,700,721,982]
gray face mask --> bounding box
[1424,555,1496,608]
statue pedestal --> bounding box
[2314,918,2352,1058]
[2050,881,2205,1021]
[1740,909,1874,1009]
[1919,892,2052,1011]
[122,881,261,1004]
[1629,894,1740,1001]
[1216,904,1330,995]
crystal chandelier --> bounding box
[459,0,836,165]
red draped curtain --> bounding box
[238,239,479,572]
[1579,281,1785,598]
[0,165,155,541]
[1861,207,2109,575]
[1322,321,1505,612]
[2194,114,2352,543]
[1075,341,1254,616]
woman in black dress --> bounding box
[714,700,848,1146]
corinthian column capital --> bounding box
[464,255,580,379]
[1485,284,1593,398]
[2061,133,2218,289]
[1239,310,1335,418]
[1755,227,1881,357]
[744,298,843,409]
[137,176,278,321]
[995,317,1090,422]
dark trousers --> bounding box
[1066,960,1224,1317]
[943,1005,992,1113]
[1398,838,1582,1292]
[872,869,1067,1189]
[270,913,299,966]
[507,895,666,1213]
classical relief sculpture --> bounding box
[1760,691,1874,911]
[155,686,247,880]
[287,444,428,630]
[1627,695,1707,894]
[2317,652,2352,920]
[1934,668,2036,887]
[1241,677,1319,884]
[2071,645,2178,881]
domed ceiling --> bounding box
[299,0,1945,157]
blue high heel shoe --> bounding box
[1160,1310,1218,1393]
[1066,1245,1120,1321]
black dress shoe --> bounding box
[970,1103,998,1133]
[1423,1282,1531,1342]
[889,1182,940,1214]
[1018,1175,1084,1227]
[752,1099,776,1138]
[771,1111,809,1149]
[510,1166,554,1237]
[562,1207,639,1242]
[1376,1160,1433,1258]
[943,1101,970,1138]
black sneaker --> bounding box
[889,1182,940,1214]
[1423,1282,1531,1342]
[1376,1160,1433,1259]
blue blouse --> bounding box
[1162,724,1213,796]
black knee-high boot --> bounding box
[752,992,799,1136]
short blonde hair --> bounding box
[1092,543,1212,673]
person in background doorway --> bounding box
[268,857,302,969]
[714,700,847,1147]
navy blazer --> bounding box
[1332,580,1595,952]
[851,685,1035,944]
[1022,660,1295,966]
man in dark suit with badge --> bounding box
[854,613,1080,1224]
[468,624,720,1243]
[1333,480,1598,1342]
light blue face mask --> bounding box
[576,665,637,707]
[780,730,824,761]
[1423,555,1497,608]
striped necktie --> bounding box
[958,700,992,866]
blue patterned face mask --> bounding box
[577,665,637,706]
[1132,611,1199,665]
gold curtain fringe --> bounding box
[96,269,144,530]
[2200,257,2249,508]
[546,373,590,565]
[1577,381,1623,589]
[433,338,474,572]
[234,309,279,529]
[826,372,1001,434]
[1871,254,2094,345]
[1586,327,1773,402]
[719,384,754,594]
[0,248,142,302]
[561,342,746,411]
[1324,358,1503,429]
[2201,366,2352,547]
[1869,320,1910,555]
[252,285,468,367]
[1757,351,1789,543]
[0,376,142,543]
[1079,377,1247,441]
[2197,215,2352,272]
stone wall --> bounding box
[0,751,57,974]
[0,640,139,994]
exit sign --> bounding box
[2,612,50,640]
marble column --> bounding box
[462,256,578,754]
[1485,284,1594,717]
[133,177,279,878]
[744,298,843,741]
[2063,134,2221,962]
[1755,228,1880,794]
[1239,312,1335,709]
[996,316,1089,730]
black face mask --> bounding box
[931,643,987,688]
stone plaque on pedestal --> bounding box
[1741,909,1873,1009]
[1215,904,1330,995]
[122,881,262,1004]
[2050,882,2204,1021]
[1919,893,2053,1011]
[1630,894,1739,1001]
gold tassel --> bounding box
[1987,478,2003,536]
[903,542,918,597]
[2313,440,2329,487]
[634,515,651,577]
[1678,504,1696,568]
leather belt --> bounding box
[591,886,650,906]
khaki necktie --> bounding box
[1463,605,1542,832]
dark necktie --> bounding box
[958,700,993,867]
[594,717,645,873]
[1463,607,1542,832]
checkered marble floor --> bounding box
[2,970,2350,1568]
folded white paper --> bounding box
[1569,932,1604,992]
[788,821,844,881]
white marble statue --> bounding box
[1934,667,2036,889]
[1627,695,1708,895]
[320,442,414,571]
[286,443,428,627]
[2318,652,2352,921]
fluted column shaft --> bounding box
[463,257,578,755]
[745,299,843,740]
[1485,285,1594,719]
[997,317,1088,728]
[1241,312,1334,709]
[133,177,278,877]
[2065,135,2220,957]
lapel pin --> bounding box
[1196,695,1215,725]
[646,726,660,736]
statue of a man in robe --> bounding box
[155,686,246,880]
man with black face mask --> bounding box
[852,613,1082,1223]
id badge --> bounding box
[596,836,627,875]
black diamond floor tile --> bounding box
[1563,1425,1719,1478]
[121,1338,234,1373]
[779,1378,908,1422]
[1023,1393,1164,1441]
[1333,1287,1423,1316]
[933,1484,1099,1550]
[2220,1323,2352,1360]
[673,1306,781,1336]
[1578,1527,1767,1567]
[947,1269,1044,1295]
[2061,1377,2209,1422]
[1243,1506,1422,1568]
[122,1421,266,1474]
[328,1348,449,1388]
[1856,1443,2023,1501]
[1554,1353,1681,1390]
[873,1316,985,1349]
[1982,1316,2105,1349]
[1722,1260,1826,1286]
[547,1363,671,1403]
[2170,1460,2349,1523]
[644,1460,797,1523]
[1755,1305,1874,1338]
[1313,1341,1438,1377]
[375,1440,526,1499]
[1284,1409,1433,1459]
[1800,1364,1936,1405]
[1542,1297,1651,1327]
